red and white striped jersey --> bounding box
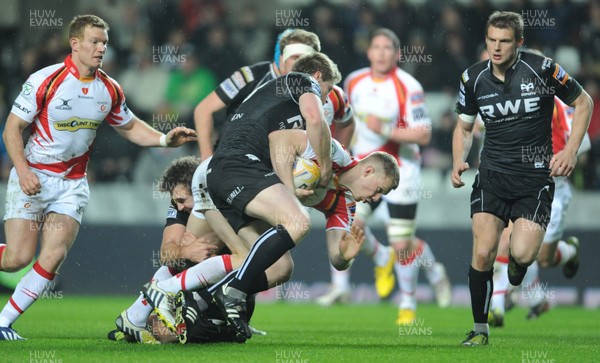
[552,97,591,156]
[300,138,358,231]
[344,67,430,171]
[10,55,133,179]
[552,98,571,154]
[323,85,353,136]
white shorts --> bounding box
[4,167,90,223]
[544,176,572,244]
[192,156,216,214]
[383,163,422,205]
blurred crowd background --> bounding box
[0,0,599,190]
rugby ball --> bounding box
[293,157,321,190]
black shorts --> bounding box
[207,155,281,232]
[367,199,418,220]
[470,168,554,228]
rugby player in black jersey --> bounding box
[194,29,321,161]
[201,52,340,342]
[452,11,593,346]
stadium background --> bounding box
[0,0,598,308]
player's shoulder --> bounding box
[26,62,66,87]
[238,61,272,83]
[518,50,554,74]
[461,60,488,86]
[394,67,424,91]
[247,60,272,72]
[97,69,123,90]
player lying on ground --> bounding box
[106,156,222,344]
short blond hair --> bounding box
[362,151,400,191]
[69,14,109,40]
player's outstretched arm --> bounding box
[115,116,197,147]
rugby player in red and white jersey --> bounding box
[317,28,452,323]
[0,15,196,341]
[324,85,356,148]
[488,97,591,327]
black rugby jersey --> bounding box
[214,72,321,163]
[456,50,582,176]
[165,200,190,227]
[214,61,276,115]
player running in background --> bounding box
[453,11,592,346]
[318,28,451,325]
[0,14,196,341]
[488,96,591,327]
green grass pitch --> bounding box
[1,294,599,363]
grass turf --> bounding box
[1,294,599,363]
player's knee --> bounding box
[2,252,34,272]
[391,240,411,260]
[279,211,311,243]
[387,219,415,255]
[510,250,536,267]
[40,247,69,270]
[473,247,496,270]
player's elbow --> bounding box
[159,239,180,264]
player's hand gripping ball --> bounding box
[293,157,321,190]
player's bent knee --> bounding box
[2,253,34,272]
[511,249,537,267]
[280,215,311,243]
[473,249,496,270]
[39,249,69,272]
